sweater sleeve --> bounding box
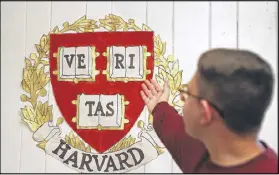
[152,101,206,172]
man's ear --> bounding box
[199,99,213,125]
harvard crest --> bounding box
[20,14,183,173]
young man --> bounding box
[140,48,278,173]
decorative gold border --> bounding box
[72,94,129,130]
[102,46,151,83]
[53,46,100,84]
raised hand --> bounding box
[140,79,170,113]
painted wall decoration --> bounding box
[2,1,276,173]
[19,14,183,173]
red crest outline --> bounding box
[49,31,154,153]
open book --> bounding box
[58,46,96,82]
[105,46,149,81]
[77,94,128,130]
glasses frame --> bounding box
[178,84,225,118]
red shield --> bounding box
[50,32,154,153]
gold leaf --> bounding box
[39,74,49,89]
[174,71,182,90]
[161,42,166,56]
[65,135,70,144]
[40,35,47,49]
[69,130,74,139]
[40,60,49,66]
[30,53,37,60]
[52,26,59,33]
[37,140,47,150]
[155,75,164,88]
[25,58,32,68]
[154,35,167,59]
[167,55,174,63]
[99,14,125,31]
[35,44,42,54]
[23,119,41,132]
[38,88,47,97]
[156,56,168,70]
[71,137,76,147]
[110,142,121,152]
[99,19,106,26]
[166,73,175,92]
[78,19,95,27]
[56,117,64,126]
[21,106,41,132]
[43,40,50,53]
[34,102,52,125]
[118,140,125,150]
[38,66,44,76]
[154,145,164,155]
[112,142,121,152]
[43,77,50,88]
[23,68,31,82]
[21,80,31,93]
[154,36,160,56]
[21,106,34,121]
[142,24,152,31]
[63,22,69,28]
[148,114,153,125]
[38,115,47,126]
[154,48,160,58]
[137,120,144,129]
[85,146,91,153]
[32,72,39,90]
[47,105,53,121]
[64,131,90,151]
[69,131,76,147]
[155,59,162,66]
[109,135,136,153]
[20,94,29,102]
[75,136,81,148]
[40,73,46,84]
[68,137,72,146]
[80,144,86,152]
[36,67,46,90]
[35,107,43,123]
[171,60,179,76]
[158,68,167,80]
[124,138,130,148]
[76,16,86,24]
[77,137,86,151]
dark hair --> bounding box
[197,48,274,134]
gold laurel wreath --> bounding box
[20,15,183,153]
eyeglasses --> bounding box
[178,84,225,118]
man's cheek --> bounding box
[182,103,187,115]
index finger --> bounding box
[145,80,157,95]
[151,79,162,92]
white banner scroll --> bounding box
[33,122,160,173]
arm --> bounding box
[152,102,206,171]
[140,79,206,172]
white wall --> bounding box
[1,1,277,173]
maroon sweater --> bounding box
[152,102,278,173]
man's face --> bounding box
[180,73,203,138]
